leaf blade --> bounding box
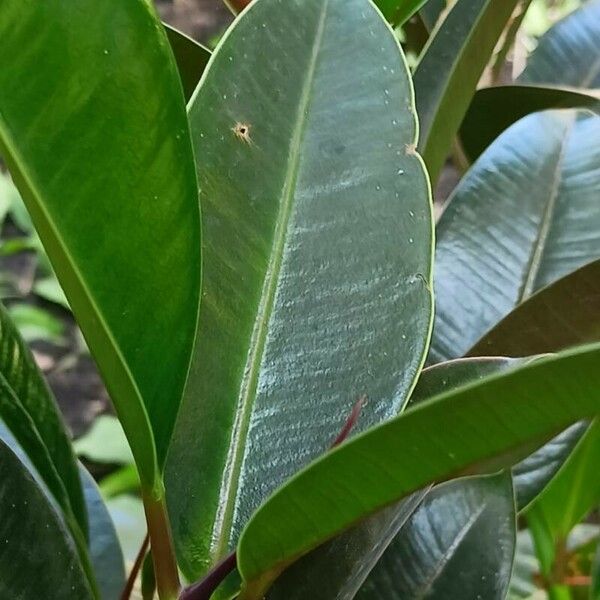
[0,434,94,599]
[0,0,201,484]
[414,0,520,183]
[237,343,600,596]
[431,110,600,363]
[359,357,518,600]
[167,0,433,580]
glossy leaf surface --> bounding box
[519,0,600,89]
[470,259,600,358]
[359,474,515,600]
[0,436,93,599]
[461,85,600,162]
[265,492,428,600]
[81,467,125,600]
[167,0,433,580]
[359,358,517,600]
[237,343,600,597]
[164,24,211,102]
[0,0,200,484]
[431,110,600,363]
[413,0,519,183]
[0,301,86,533]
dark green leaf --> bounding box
[164,24,211,102]
[431,110,600,363]
[470,259,600,358]
[0,0,200,486]
[413,0,520,183]
[519,0,600,89]
[0,435,94,599]
[359,474,515,600]
[236,343,600,598]
[461,85,600,162]
[265,491,428,600]
[359,358,517,600]
[166,0,433,580]
[267,358,517,600]
[81,466,125,600]
[0,302,86,535]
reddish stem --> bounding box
[121,533,150,600]
[179,552,237,600]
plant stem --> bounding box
[120,533,150,600]
[142,489,180,600]
[180,552,237,600]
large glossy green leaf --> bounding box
[359,358,517,600]
[470,259,600,358]
[519,0,600,89]
[431,110,600,364]
[236,343,600,598]
[461,85,600,162]
[81,467,126,600]
[268,358,517,600]
[413,0,520,183]
[0,434,94,599]
[468,262,600,511]
[359,474,515,600]
[166,0,433,580]
[164,24,211,102]
[0,302,86,533]
[0,0,200,486]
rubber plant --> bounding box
[0,0,600,599]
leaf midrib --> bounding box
[212,0,331,560]
[516,116,574,303]
[414,500,487,599]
